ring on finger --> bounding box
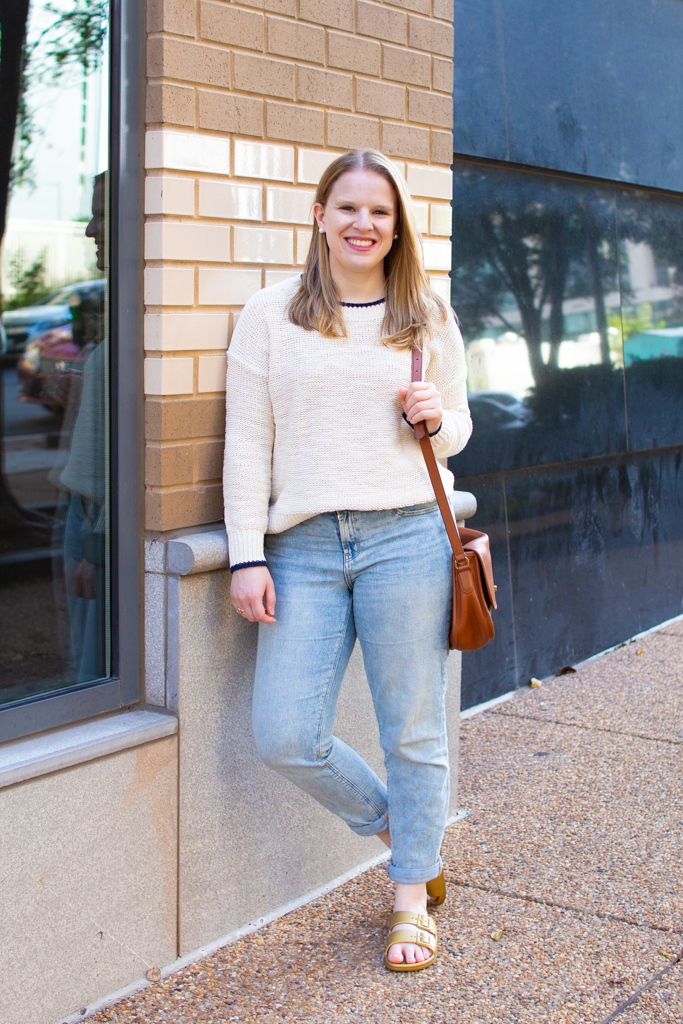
[236,607,245,615]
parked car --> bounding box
[17,328,96,413]
[1,279,105,356]
[468,391,531,430]
[0,319,7,357]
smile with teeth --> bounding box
[345,237,376,249]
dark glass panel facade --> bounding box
[0,1,110,708]
[452,0,683,193]
[451,160,683,709]
[617,189,683,453]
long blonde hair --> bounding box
[287,149,447,350]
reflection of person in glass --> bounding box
[58,172,106,681]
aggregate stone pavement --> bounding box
[90,628,683,1024]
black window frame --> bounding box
[0,0,144,743]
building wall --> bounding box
[144,0,456,531]
[0,735,178,1024]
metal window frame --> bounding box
[0,0,144,743]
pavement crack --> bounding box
[489,708,682,746]
[450,878,683,937]
[597,943,683,1022]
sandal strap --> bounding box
[385,928,437,954]
[388,911,436,934]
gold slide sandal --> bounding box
[384,911,438,972]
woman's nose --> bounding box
[353,208,373,230]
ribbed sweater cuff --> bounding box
[228,530,265,567]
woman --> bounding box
[223,149,471,971]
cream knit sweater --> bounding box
[223,276,472,568]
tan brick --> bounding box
[433,0,454,21]
[381,121,429,160]
[233,52,295,99]
[266,102,325,145]
[145,484,223,531]
[327,112,379,150]
[408,88,453,128]
[408,14,454,56]
[147,0,195,36]
[298,0,353,30]
[328,32,380,76]
[431,129,453,164]
[147,37,231,88]
[146,443,194,487]
[357,1,406,44]
[195,439,224,482]
[198,91,264,136]
[145,397,225,442]
[146,82,195,126]
[199,2,263,49]
[297,66,352,109]
[267,17,325,64]
[239,0,296,14]
[355,78,405,119]
[433,56,453,93]
[385,0,430,11]
[381,45,430,87]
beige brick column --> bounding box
[145,0,454,532]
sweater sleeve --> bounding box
[424,308,472,460]
[223,294,275,568]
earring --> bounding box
[319,227,324,234]
[393,233,398,239]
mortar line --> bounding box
[451,878,683,937]
[489,708,683,746]
[597,945,683,1023]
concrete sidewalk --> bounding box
[90,623,683,1024]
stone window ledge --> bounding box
[0,708,178,790]
[145,492,478,578]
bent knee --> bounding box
[254,731,313,773]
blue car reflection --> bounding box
[1,279,105,356]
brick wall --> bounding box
[145,0,455,532]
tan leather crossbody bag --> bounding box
[411,348,497,651]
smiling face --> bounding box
[313,168,398,290]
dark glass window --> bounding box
[1,1,110,709]
[449,160,683,479]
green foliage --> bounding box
[12,0,108,192]
[5,249,50,309]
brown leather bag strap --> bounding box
[411,348,469,566]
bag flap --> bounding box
[460,527,497,609]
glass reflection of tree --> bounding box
[451,168,618,384]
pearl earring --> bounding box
[394,233,399,239]
[319,227,324,234]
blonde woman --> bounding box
[223,149,471,971]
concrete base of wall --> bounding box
[0,735,178,1024]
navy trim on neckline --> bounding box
[340,297,386,308]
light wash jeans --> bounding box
[252,502,452,884]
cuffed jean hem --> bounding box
[348,810,389,837]
[387,855,442,885]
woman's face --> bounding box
[314,169,398,280]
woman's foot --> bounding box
[375,828,438,965]
[386,883,432,966]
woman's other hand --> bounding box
[398,381,443,435]
[230,566,277,623]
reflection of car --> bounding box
[1,279,105,355]
[623,327,683,365]
[17,325,95,412]
[468,391,530,429]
